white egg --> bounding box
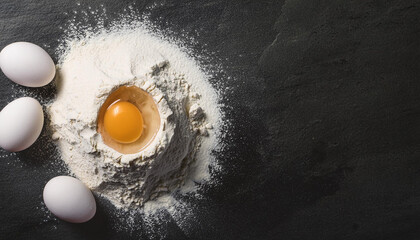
[0,42,56,87]
[43,176,96,223]
[0,97,44,152]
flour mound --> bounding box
[48,26,221,209]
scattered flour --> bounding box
[47,18,222,210]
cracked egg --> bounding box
[97,86,160,154]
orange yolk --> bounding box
[103,101,144,144]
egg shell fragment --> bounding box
[0,42,56,87]
[0,97,44,152]
[43,176,96,223]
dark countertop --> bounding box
[0,0,419,239]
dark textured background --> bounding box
[0,0,419,239]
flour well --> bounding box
[48,23,221,209]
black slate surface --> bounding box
[0,0,420,239]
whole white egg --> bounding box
[0,97,44,152]
[0,42,56,87]
[43,176,96,223]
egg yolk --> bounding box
[103,101,143,144]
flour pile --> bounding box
[47,24,221,209]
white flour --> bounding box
[47,22,222,210]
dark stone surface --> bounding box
[0,0,419,239]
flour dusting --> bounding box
[48,7,223,215]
